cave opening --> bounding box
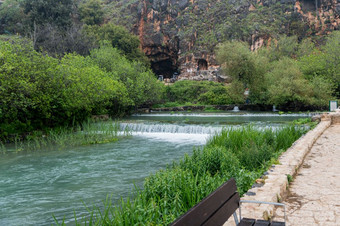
[197,59,208,71]
[151,59,177,78]
[300,0,320,12]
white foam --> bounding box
[131,132,210,145]
[132,113,313,117]
[120,123,222,134]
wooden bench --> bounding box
[171,178,285,226]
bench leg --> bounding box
[233,212,239,225]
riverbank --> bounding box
[224,111,340,225]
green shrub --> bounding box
[198,86,233,105]
[264,57,313,107]
[0,38,143,140]
[164,80,231,105]
[84,23,149,65]
[90,44,164,108]
[78,0,104,26]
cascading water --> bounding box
[120,122,222,134]
[232,106,240,112]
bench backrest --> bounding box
[171,178,240,226]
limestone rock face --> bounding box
[109,0,339,79]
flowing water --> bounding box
[0,112,311,225]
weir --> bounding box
[120,122,222,134]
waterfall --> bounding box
[120,123,222,134]
[232,106,240,112]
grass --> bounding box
[152,102,202,108]
[57,125,307,225]
[0,120,129,153]
[203,106,224,112]
[290,117,318,129]
[287,174,293,184]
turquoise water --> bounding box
[0,112,310,225]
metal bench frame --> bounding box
[233,200,286,225]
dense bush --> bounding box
[89,44,164,108]
[0,39,124,139]
[73,126,305,225]
[0,39,60,136]
[164,80,233,105]
[0,0,28,35]
[22,0,74,29]
[0,38,162,140]
[215,36,337,108]
[198,85,233,105]
[78,0,104,26]
[264,57,313,107]
[216,41,268,104]
[84,23,150,65]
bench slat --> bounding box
[202,192,240,226]
[270,222,285,226]
[238,219,285,226]
[171,178,238,226]
[254,220,270,226]
[238,218,256,226]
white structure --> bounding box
[330,100,338,111]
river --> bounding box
[0,112,310,225]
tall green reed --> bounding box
[0,120,128,153]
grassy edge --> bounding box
[0,120,130,153]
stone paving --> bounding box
[284,124,340,225]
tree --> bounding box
[216,41,256,85]
[0,38,131,139]
[78,0,104,26]
[30,23,94,56]
[298,31,340,97]
[89,43,163,108]
[0,0,28,34]
[22,0,74,29]
[216,41,268,103]
[309,76,335,107]
[84,23,149,65]
[265,58,313,107]
[296,38,315,58]
[322,31,340,96]
[298,51,327,80]
[267,35,299,61]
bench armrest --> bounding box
[238,200,286,224]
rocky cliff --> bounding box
[105,0,339,80]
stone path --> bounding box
[284,124,340,225]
